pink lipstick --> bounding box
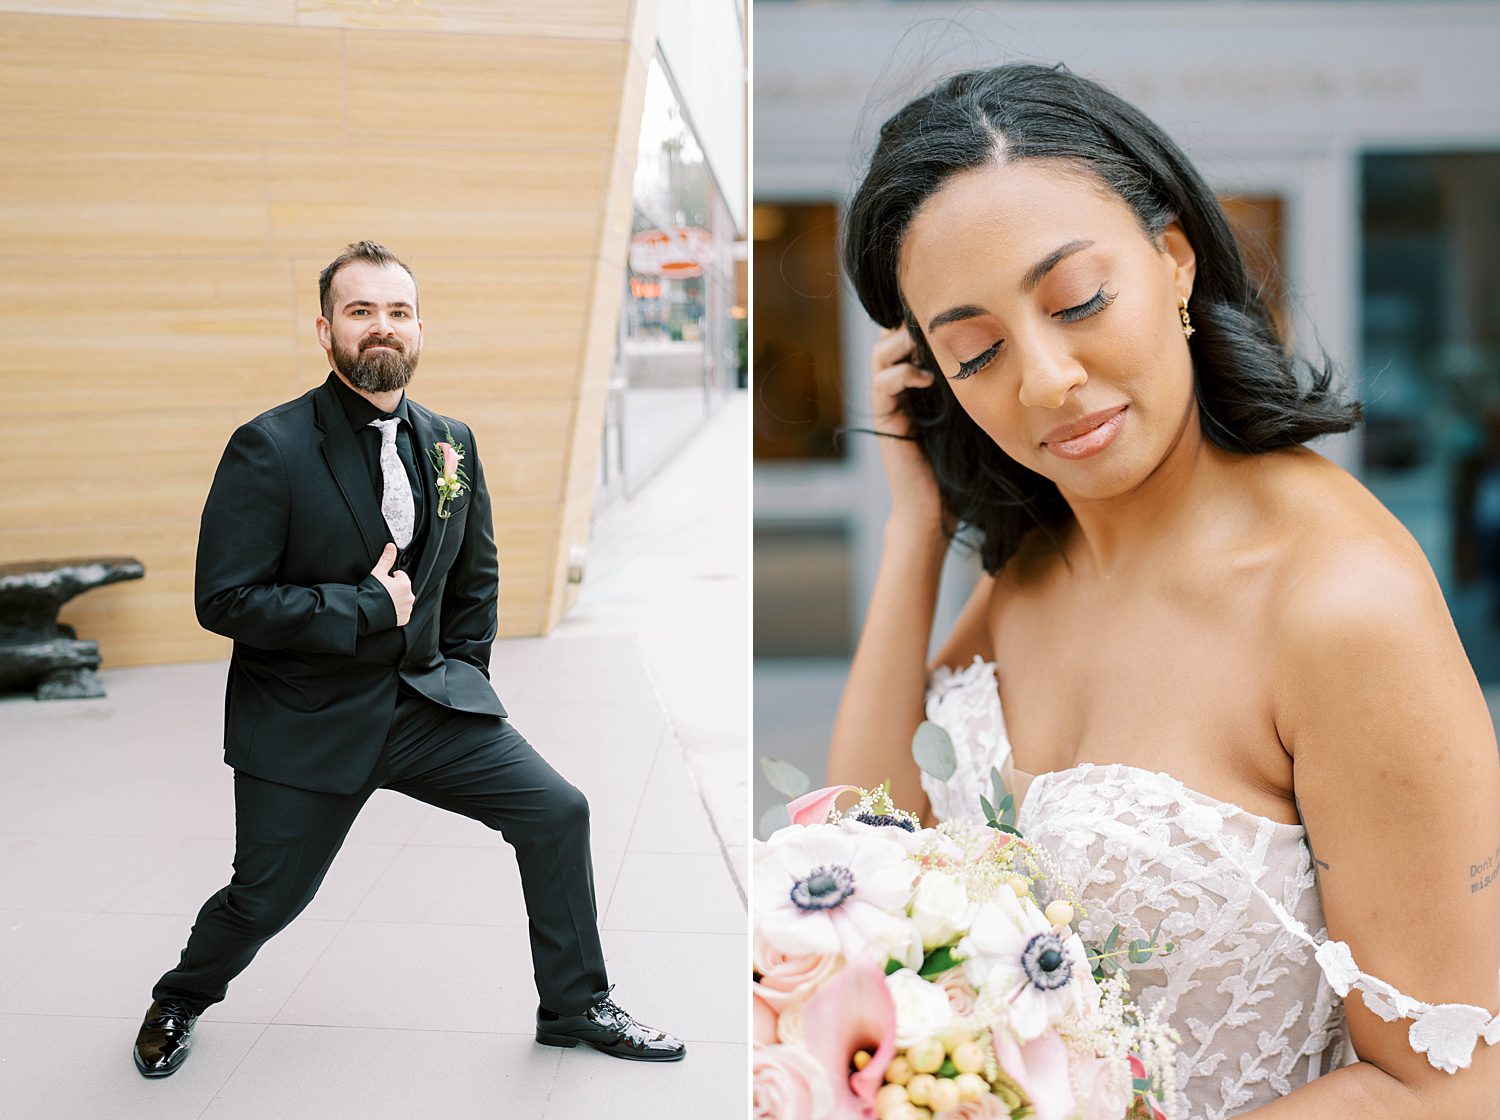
[1041,405,1127,460]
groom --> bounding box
[133,240,684,1077]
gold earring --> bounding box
[1179,295,1194,339]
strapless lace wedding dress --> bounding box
[922,657,1500,1119]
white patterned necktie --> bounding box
[368,418,415,549]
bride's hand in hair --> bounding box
[871,325,943,530]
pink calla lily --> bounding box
[993,1027,1077,1120]
[787,785,857,827]
[800,957,896,1118]
[438,441,459,478]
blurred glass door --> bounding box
[1361,152,1500,680]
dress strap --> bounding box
[1244,869,1500,1073]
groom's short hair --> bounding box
[319,241,419,320]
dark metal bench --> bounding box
[0,558,146,699]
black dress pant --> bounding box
[152,687,609,1016]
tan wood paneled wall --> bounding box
[0,1,657,665]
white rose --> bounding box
[886,968,955,1048]
[910,870,973,951]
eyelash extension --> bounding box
[949,285,1119,380]
[1055,285,1117,323]
[954,343,1000,380]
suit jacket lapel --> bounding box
[407,402,450,602]
[315,379,389,563]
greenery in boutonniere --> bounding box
[425,423,471,519]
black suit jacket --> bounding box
[195,374,507,794]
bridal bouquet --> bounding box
[753,779,1177,1120]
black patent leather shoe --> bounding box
[133,999,200,1078]
[535,988,685,1062]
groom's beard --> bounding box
[333,335,420,394]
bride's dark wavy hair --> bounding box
[843,62,1362,573]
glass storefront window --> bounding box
[596,55,741,509]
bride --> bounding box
[826,62,1499,1118]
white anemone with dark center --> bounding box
[754,823,915,960]
[1019,930,1073,992]
[957,891,1096,1040]
[790,864,857,911]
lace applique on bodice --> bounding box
[922,657,1500,1118]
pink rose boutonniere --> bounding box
[424,423,471,519]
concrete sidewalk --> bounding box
[0,396,748,1120]
[557,390,749,895]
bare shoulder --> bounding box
[1259,449,1446,642]
[1255,449,1484,743]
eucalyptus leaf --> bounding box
[757,802,790,840]
[912,721,958,781]
[1103,924,1121,954]
[759,757,811,799]
[998,791,1018,829]
[979,794,997,823]
[1128,938,1153,964]
[990,765,1008,806]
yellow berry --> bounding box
[908,1038,945,1074]
[885,1055,914,1085]
[906,1072,937,1106]
[955,1072,989,1102]
[927,1077,961,1114]
[1045,900,1075,926]
[875,1083,909,1113]
[853,1049,872,1071]
[1009,876,1030,897]
[951,1041,985,1075]
[940,1027,973,1053]
[992,1080,1024,1110]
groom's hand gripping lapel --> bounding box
[370,542,413,626]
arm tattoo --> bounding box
[1472,841,1500,895]
[1294,794,1330,872]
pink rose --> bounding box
[755,991,779,1044]
[754,1040,834,1120]
[1071,1050,1132,1120]
[755,941,843,1012]
[938,1096,1011,1120]
[937,966,978,1017]
[438,441,458,478]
